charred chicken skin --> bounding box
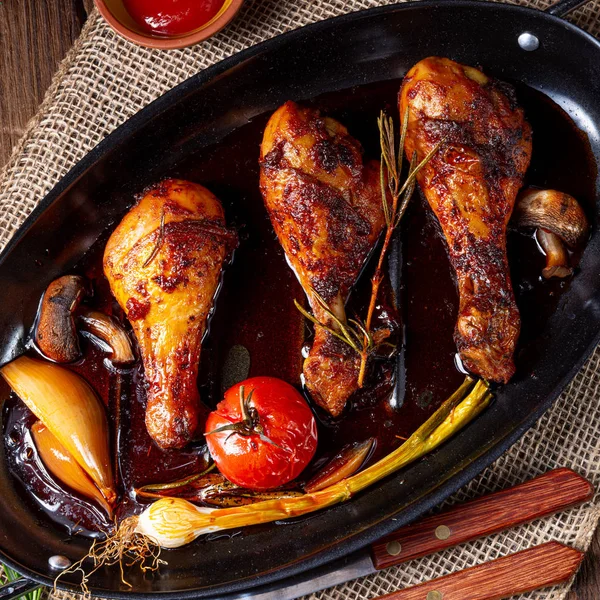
[104,180,237,449]
[259,101,385,416]
[400,57,532,383]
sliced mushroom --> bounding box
[35,275,88,362]
[78,309,135,365]
[513,188,589,279]
[35,276,135,366]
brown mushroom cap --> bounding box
[35,275,88,363]
[513,188,589,248]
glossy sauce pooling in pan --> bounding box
[2,78,594,537]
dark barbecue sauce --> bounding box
[2,79,596,539]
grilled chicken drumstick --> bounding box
[104,180,237,448]
[400,57,532,383]
[260,102,385,416]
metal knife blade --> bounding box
[219,468,592,600]
[226,550,375,600]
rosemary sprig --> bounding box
[1,563,43,600]
[293,289,373,355]
[143,214,237,269]
[136,463,216,497]
[142,208,166,268]
[356,111,443,387]
[295,110,443,388]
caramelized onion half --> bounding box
[1,356,115,505]
[304,438,374,493]
[32,421,113,516]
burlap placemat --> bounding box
[1,1,600,599]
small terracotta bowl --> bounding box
[94,0,245,49]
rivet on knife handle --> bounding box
[372,467,592,569]
[376,542,583,600]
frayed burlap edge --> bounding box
[0,2,599,599]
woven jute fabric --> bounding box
[1,1,600,599]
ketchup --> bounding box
[123,0,225,36]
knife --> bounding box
[2,468,587,600]
[230,468,592,600]
[374,541,584,600]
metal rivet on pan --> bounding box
[386,540,402,556]
[48,555,72,570]
[426,591,443,600]
[518,32,540,51]
[435,525,451,540]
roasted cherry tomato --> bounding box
[205,377,318,490]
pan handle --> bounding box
[0,577,41,600]
[546,0,594,17]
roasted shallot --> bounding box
[305,438,374,493]
[32,422,113,516]
[1,356,115,505]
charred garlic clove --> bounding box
[513,188,589,279]
[78,309,134,365]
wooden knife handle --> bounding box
[372,468,592,569]
[378,542,583,600]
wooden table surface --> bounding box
[0,2,599,599]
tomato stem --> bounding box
[205,385,282,450]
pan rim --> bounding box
[1,0,599,597]
[3,0,600,276]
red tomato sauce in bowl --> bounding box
[123,0,226,36]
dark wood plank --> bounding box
[568,528,600,600]
[0,0,91,165]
